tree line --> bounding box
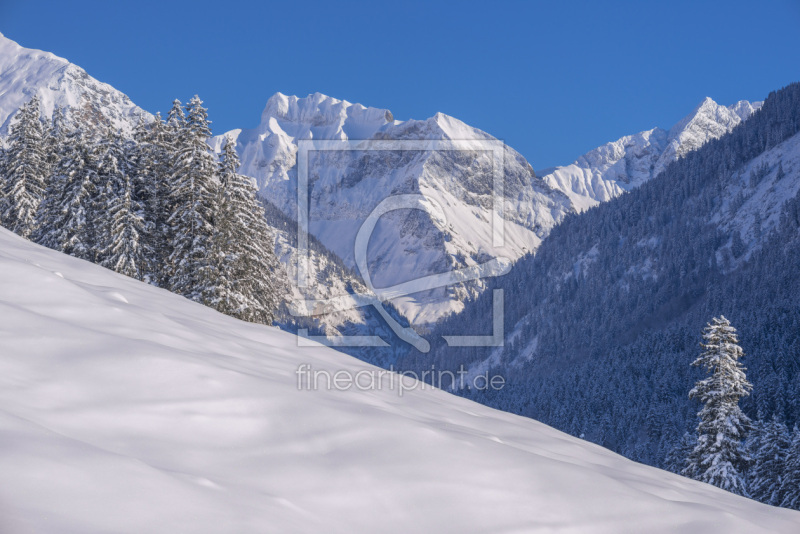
[0,95,284,324]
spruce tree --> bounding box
[53,128,98,259]
[132,114,170,284]
[1,96,47,237]
[214,138,283,324]
[750,415,791,505]
[96,133,145,279]
[161,102,187,285]
[780,426,800,510]
[167,99,185,130]
[684,316,752,496]
[166,96,219,304]
[45,106,68,171]
[33,107,66,244]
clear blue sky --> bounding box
[1,0,798,169]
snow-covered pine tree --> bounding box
[33,106,67,243]
[167,98,185,130]
[1,96,48,237]
[95,132,145,278]
[684,316,752,496]
[52,127,98,259]
[132,114,171,284]
[745,416,765,470]
[166,96,220,304]
[780,426,800,510]
[159,102,188,285]
[101,175,145,279]
[750,415,791,505]
[213,138,283,324]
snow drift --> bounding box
[0,227,798,533]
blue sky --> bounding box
[1,0,798,169]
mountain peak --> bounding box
[671,96,762,139]
[729,99,763,121]
[0,32,148,136]
[698,95,717,107]
[663,96,760,166]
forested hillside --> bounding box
[397,83,800,503]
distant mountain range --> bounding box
[0,30,765,336]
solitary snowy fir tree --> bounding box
[166,96,220,304]
[214,138,283,324]
[1,96,47,238]
[684,316,752,496]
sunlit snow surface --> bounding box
[0,227,798,533]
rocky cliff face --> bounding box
[214,93,573,324]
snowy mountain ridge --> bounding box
[0,32,150,137]
[541,97,763,211]
[1,225,799,533]
[214,91,763,328]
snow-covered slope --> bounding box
[541,98,762,211]
[0,32,149,136]
[214,93,573,324]
[712,126,800,264]
[1,228,798,533]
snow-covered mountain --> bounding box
[214,93,573,324]
[0,30,769,340]
[541,97,762,211]
[2,226,799,533]
[711,122,800,265]
[0,32,149,136]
